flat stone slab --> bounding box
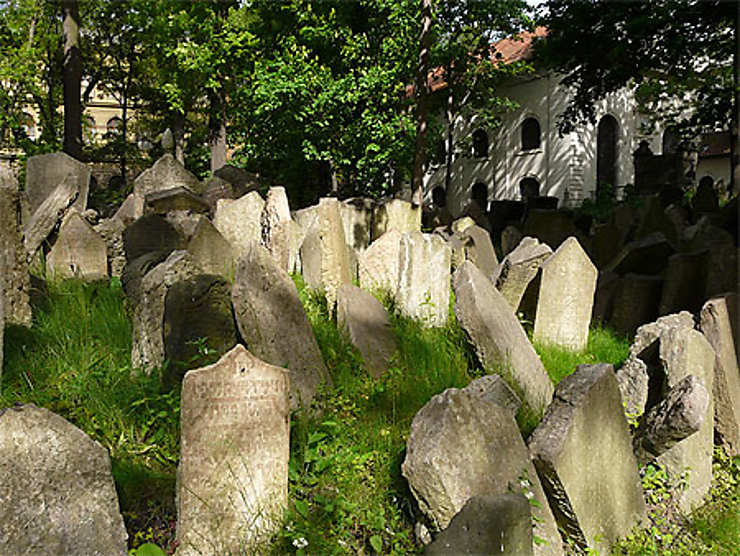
[25,151,90,215]
[123,214,185,262]
[700,294,740,456]
[396,231,451,327]
[177,345,289,555]
[232,242,330,408]
[213,191,265,258]
[453,261,554,413]
[401,387,562,555]
[46,210,108,281]
[23,176,79,262]
[606,232,675,276]
[534,237,597,352]
[144,186,210,215]
[0,168,31,326]
[0,404,128,555]
[186,217,235,278]
[528,363,647,553]
[337,284,397,378]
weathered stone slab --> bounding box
[522,209,578,250]
[528,363,647,553]
[372,199,421,239]
[186,217,235,278]
[93,217,126,277]
[213,191,264,258]
[616,356,650,419]
[0,168,31,326]
[450,216,475,234]
[700,294,740,456]
[165,211,201,241]
[232,242,329,408]
[453,261,554,412]
[401,387,562,555]
[45,210,107,281]
[121,250,171,302]
[132,154,202,208]
[163,274,237,387]
[300,198,352,312]
[396,232,451,327]
[23,176,79,262]
[500,225,523,257]
[454,225,498,281]
[462,374,521,414]
[177,345,289,555]
[261,186,291,248]
[112,193,138,226]
[426,494,533,556]
[494,237,552,312]
[144,186,210,216]
[656,327,715,512]
[201,176,234,213]
[606,232,675,276]
[339,197,374,252]
[609,274,663,337]
[658,250,709,316]
[705,244,738,300]
[213,164,260,195]
[592,270,619,325]
[265,219,301,274]
[633,374,709,465]
[358,229,402,295]
[337,284,396,378]
[0,404,128,555]
[123,214,184,262]
[534,237,597,351]
[25,151,90,214]
[131,251,200,373]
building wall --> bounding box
[424,72,660,218]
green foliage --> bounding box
[534,324,630,385]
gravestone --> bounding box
[186,217,235,278]
[201,176,234,213]
[358,229,402,295]
[705,244,738,301]
[112,193,138,227]
[592,270,620,325]
[0,404,128,555]
[396,232,451,327]
[336,284,397,378]
[462,374,521,415]
[23,176,79,262]
[213,164,260,195]
[656,327,715,512]
[131,251,200,373]
[453,261,554,413]
[494,237,552,312]
[401,387,562,555]
[163,274,237,387]
[265,219,301,274]
[426,494,533,556]
[300,198,352,313]
[94,216,126,277]
[528,363,647,553]
[522,209,577,250]
[144,186,210,215]
[372,199,421,239]
[46,210,108,281]
[609,274,663,336]
[590,221,624,269]
[232,242,329,409]
[500,225,523,257]
[658,250,709,316]
[700,294,740,456]
[456,224,498,281]
[123,214,184,262]
[132,154,202,217]
[451,216,476,234]
[177,346,289,555]
[213,191,264,258]
[25,152,90,214]
[261,186,291,248]
[606,232,675,276]
[339,198,374,252]
[0,168,31,326]
[534,237,597,351]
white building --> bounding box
[423,28,724,218]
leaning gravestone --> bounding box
[396,231,451,327]
[358,229,402,295]
[261,186,291,248]
[454,224,498,281]
[528,363,647,554]
[534,237,597,352]
[163,274,237,388]
[336,284,397,378]
[232,242,330,408]
[25,152,90,215]
[123,214,184,263]
[494,236,552,312]
[300,198,352,313]
[372,199,421,240]
[132,154,202,218]
[700,294,740,456]
[656,326,715,512]
[453,261,554,413]
[186,217,235,278]
[0,404,128,555]
[177,345,289,555]
[46,210,108,281]
[401,388,562,555]
[131,250,200,373]
[213,191,265,258]
[0,167,31,326]
[23,175,79,262]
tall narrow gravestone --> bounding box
[534,237,597,351]
[177,345,290,555]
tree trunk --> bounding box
[62,0,82,160]
[411,0,433,206]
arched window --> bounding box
[662,126,680,155]
[472,129,488,158]
[519,177,540,201]
[472,182,488,210]
[106,117,122,135]
[83,116,96,145]
[521,117,541,150]
[596,115,618,193]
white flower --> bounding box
[292,537,309,549]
